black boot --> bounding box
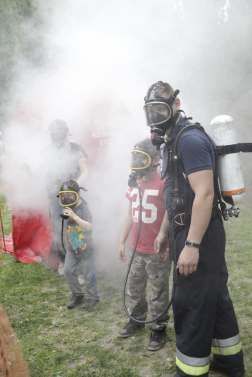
[148,328,167,351]
[117,320,145,338]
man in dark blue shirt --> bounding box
[143,81,245,377]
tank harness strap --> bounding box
[184,179,193,237]
[171,122,224,231]
[214,143,252,156]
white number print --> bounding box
[131,189,158,224]
[131,188,140,222]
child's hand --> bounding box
[118,244,127,262]
[64,207,76,220]
[162,248,169,263]
[154,232,168,259]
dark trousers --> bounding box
[172,216,244,377]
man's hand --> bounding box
[118,243,127,262]
[19,162,32,175]
[64,207,77,220]
[154,232,168,259]
[177,245,199,277]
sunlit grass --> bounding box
[0,201,252,376]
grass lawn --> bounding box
[0,197,252,376]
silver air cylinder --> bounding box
[210,115,245,207]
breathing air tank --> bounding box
[210,115,245,209]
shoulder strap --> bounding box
[171,122,227,223]
[214,143,252,156]
[173,122,205,159]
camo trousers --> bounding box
[127,250,171,330]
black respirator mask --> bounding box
[48,119,69,148]
[58,182,79,207]
[143,82,180,146]
[51,130,67,146]
[61,196,76,206]
[128,148,158,187]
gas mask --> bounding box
[128,147,159,187]
[57,181,79,208]
[143,82,180,146]
[51,130,67,146]
[49,119,69,148]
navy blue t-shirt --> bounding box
[163,117,215,218]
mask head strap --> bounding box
[147,81,164,101]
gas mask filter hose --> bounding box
[61,217,67,256]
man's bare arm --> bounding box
[177,169,214,277]
[77,157,88,186]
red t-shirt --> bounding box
[126,175,166,254]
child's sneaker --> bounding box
[66,295,84,308]
[148,328,167,351]
[82,299,98,309]
[117,320,145,338]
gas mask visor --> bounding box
[130,149,152,173]
[58,190,78,207]
[143,100,173,127]
[50,130,67,145]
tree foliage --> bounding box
[0,0,47,127]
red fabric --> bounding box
[3,211,58,267]
[126,175,166,254]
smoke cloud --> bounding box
[1,0,252,268]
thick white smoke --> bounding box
[2,0,252,268]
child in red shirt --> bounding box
[118,138,170,351]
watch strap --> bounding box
[185,240,200,249]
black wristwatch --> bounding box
[185,240,200,249]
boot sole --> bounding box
[148,343,165,351]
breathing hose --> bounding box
[160,146,169,181]
[122,182,177,324]
[61,217,67,255]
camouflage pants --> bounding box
[127,250,171,330]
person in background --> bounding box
[44,119,88,280]
[22,119,88,284]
